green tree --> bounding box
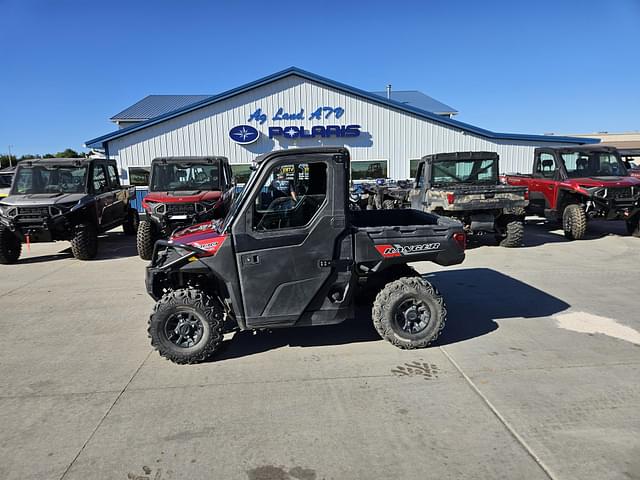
[55,148,82,158]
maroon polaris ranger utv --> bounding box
[144,147,467,364]
[504,146,640,239]
[137,157,234,260]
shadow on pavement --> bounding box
[426,268,570,346]
[94,231,138,260]
[13,230,138,264]
[214,267,570,361]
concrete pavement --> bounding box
[0,222,639,480]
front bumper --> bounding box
[0,214,73,242]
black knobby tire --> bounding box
[562,204,587,240]
[499,220,524,247]
[148,288,224,364]
[0,225,21,264]
[136,220,156,260]
[122,208,139,235]
[372,277,446,349]
[70,223,98,260]
[626,215,640,237]
[382,199,395,210]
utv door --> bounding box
[231,151,348,327]
[530,150,559,214]
[408,160,427,210]
[90,162,116,229]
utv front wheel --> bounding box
[0,226,21,264]
[70,223,98,260]
[382,199,395,210]
[562,204,587,240]
[122,208,139,235]
[499,220,524,247]
[136,220,156,260]
[148,288,224,364]
[372,277,446,349]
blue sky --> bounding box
[1,0,638,156]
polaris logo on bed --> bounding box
[268,125,361,140]
[376,243,441,258]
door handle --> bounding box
[242,254,260,265]
[547,186,553,190]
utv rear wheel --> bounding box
[499,220,524,247]
[562,204,587,240]
[136,220,156,260]
[0,226,21,264]
[122,208,139,235]
[70,223,98,260]
[148,288,224,364]
[626,215,640,237]
[382,199,395,210]
[372,277,446,349]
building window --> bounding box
[409,159,421,179]
[351,160,388,181]
[128,167,151,187]
[231,164,252,185]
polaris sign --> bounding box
[229,125,260,145]
[269,125,361,140]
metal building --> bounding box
[85,67,596,185]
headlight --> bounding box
[0,204,17,218]
[50,201,79,216]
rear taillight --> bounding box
[447,193,455,204]
[453,232,466,251]
[524,189,529,201]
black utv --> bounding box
[409,152,528,247]
[0,158,138,263]
[145,147,467,364]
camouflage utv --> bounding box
[409,152,528,247]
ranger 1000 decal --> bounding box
[375,243,441,258]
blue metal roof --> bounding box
[110,95,210,121]
[371,90,457,115]
[86,67,599,148]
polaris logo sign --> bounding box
[269,125,361,140]
[229,125,260,145]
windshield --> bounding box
[560,151,628,178]
[10,165,88,195]
[150,162,220,192]
[0,174,12,188]
[431,158,497,185]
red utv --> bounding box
[137,157,234,260]
[504,146,640,239]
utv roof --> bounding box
[151,156,228,164]
[538,145,619,153]
[17,157,93,166]
[254,147,349,164]
[422,151,499,162]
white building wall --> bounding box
[107,75,565,181]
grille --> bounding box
[19,206,50,216]
[16,206,50,223]
[608,187,633,199]
[166,203,195,215]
